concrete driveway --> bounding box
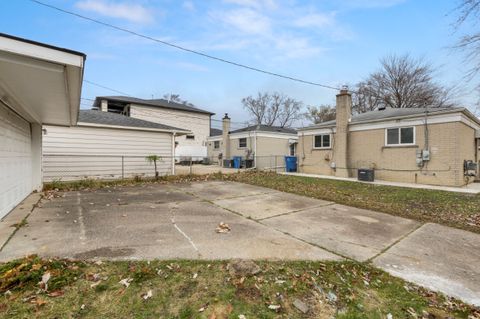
[0,181,479,306]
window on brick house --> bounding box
[238,138,247,148]
[386,127,414,146]
[313,134,331,149]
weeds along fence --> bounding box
[42,154,174,182]
[42,154,293,182]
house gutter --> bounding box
[298,108,480,132]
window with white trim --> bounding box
[186,135,195,140]
[238,138,247,148]
[386,127,414,146]
[213,141,220,149]
[313,134,331,149]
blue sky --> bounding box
[1,0,477,129]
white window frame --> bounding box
[385,126,415,146]
[313,134,332,149]
[238,137,247,149]
[213,140,220,149]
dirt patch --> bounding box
[73,247,135,259]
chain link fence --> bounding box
[42,154,295,182]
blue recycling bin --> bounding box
[233,156,242,169]
[285,156,297,172]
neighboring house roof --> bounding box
[230,124,297,135]
[300,107,480,130]
[210,128,223,136]
[78,110,190,133]
[94,96,215,115]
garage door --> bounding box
[0,103,32,219]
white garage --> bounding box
[42,110,190,181]
[0,33,85,219]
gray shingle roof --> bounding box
[300,107,471,130]
[210,128,223,136]
[230,124,297,134]
[78,110,189,132]
[94,96,214,115]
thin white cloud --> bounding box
[182,1,195,12]
[293,12,336,29]
[341,0,406,9]
[75,0,154,24]
[217,8,272,35]
[223,0,277,10]
[175,62,209,72]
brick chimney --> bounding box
[100,99,108,112]
[334,87,352,177]
[222,113,231,163]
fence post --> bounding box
[121,156,124,179]
[274,155,277,173]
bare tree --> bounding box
[163,93,193,106]
[453,0,480,113]
[304,105,336,124]
[242,92,302,128]
[353,54,455,112]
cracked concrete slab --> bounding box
[164,200,340,260]
[0,185,339,261]
[0,193,41,249]
[262,204,420,261]
[214,192,332,220]
[173,181,278,201]
[373,223,480,306]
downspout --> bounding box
[253,130,257,169]
[171,132,176,175]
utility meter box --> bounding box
[422,150,430,161]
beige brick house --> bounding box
[207,114,298,169]
[297,90,480,187]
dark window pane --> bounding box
[314,135,322,148]
[322,134,330,147]
[214,141,220,149]
[401,127,414,144]
[387,128,399,145]
[239,138,247,148]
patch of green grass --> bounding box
[0,257,478,318]
[222,172,480,234]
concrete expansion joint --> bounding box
[257,202,335,221]
[367,222,425,263]
[169,205,201,258]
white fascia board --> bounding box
[0,36,84,67]
[349,113,480,132]
[206,136,223,141]
[229,131,297,140]
[300,128,336,136]
[300,112,480,136]
[77,122,191,135]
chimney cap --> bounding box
[338,85,350,95]
[223,113,230,120]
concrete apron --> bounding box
[0,181,479,306]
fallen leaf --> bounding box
[141,289,153,300]
[215,222,231,233]
[119,278,133,288]
[47,290,64,298]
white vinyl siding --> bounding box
[42,125,173,182]
[0,103,32,219]
[129,105,209,159]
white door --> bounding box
[0,103,32,219]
